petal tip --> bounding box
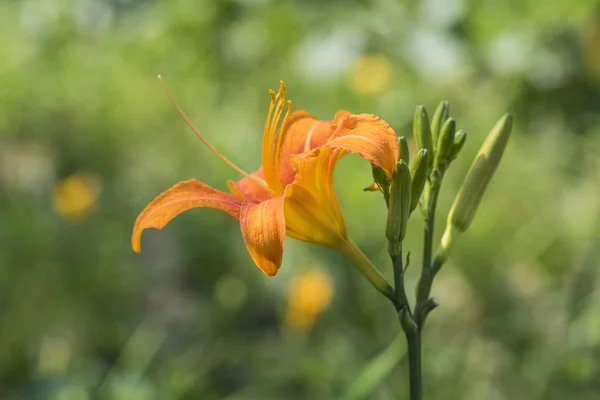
[262,265,279,277]
[131,231,142,253]
[240,199,286,278]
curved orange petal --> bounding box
[276,110,334,186]
[240,197,286,276]
[326,113,400,177]
[284,147,347,249]
[227,167,272,203]
[132,179,242,253]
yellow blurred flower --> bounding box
[285,268,334,332]
[349,55,392,95]
[52,173,101,221]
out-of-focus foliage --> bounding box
[1,0,600,399]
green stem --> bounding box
[430,258,443,279]
[415,183,440,322]
[402,179,442,400]
[400,309,422,400]
[338,238,395,304]
[406,331,422,400]
[421,187,438,279]
[391,247,408,311]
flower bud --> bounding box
[363,182,379,192]
[447,113,513,233]
[413,106,433,166]
[399,136,410,164]
[430,101,449,149]
[367,164,390,199]
[435,224,461,264]
[409,149,429,213]
[386,160,412,255]
[371,164,388,187]
[449,129,467,160]
[434,118,456,172]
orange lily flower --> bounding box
[132,79,399,288]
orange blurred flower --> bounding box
[285,269,334,332]
[132,80,399,277]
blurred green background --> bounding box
[2,0,600,399]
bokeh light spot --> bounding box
[349,55,392,95]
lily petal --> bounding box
[240,197,286,276]
[326,113,400,177]
[132,179,242,253]
[228,167,272,203]
[284,147,347,249]
[276,110,333,186]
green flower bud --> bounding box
[369,164,390,200]
[433,118,456,172]
[409,149,429,213]
[436,224,461,264]
[371,164,389,187]
[413,106,433,166]
[439,114,513,260]
[386,160,412,255]
[399,136,410,164]
[449,129,467,160]
[430,100,449,149]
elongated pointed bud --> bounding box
[386,161,412,255]
[409,149,429,213]
[437,114,513,262]
[430,101,449,150]
[449,129,467,160]
[413,106,433,167]
[433,118,456,172]
[399,136,410,164]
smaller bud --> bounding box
[438,113,513,262]
[371,163,388,187]
[430,100,449,149]
[449,129,467,160]
[399,136,410,164]
[386,161,412,255]
[433,118,456,173]
[413,106,433,167]
[363,182,379,192]
[409,149,429,213]
[368,164,390,201]
[372,164,388,187]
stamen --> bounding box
[273,99,293,180]
[157,75,274,195]
[269,99,286,147]
[261,93,277,188]
[261,81,289,194]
